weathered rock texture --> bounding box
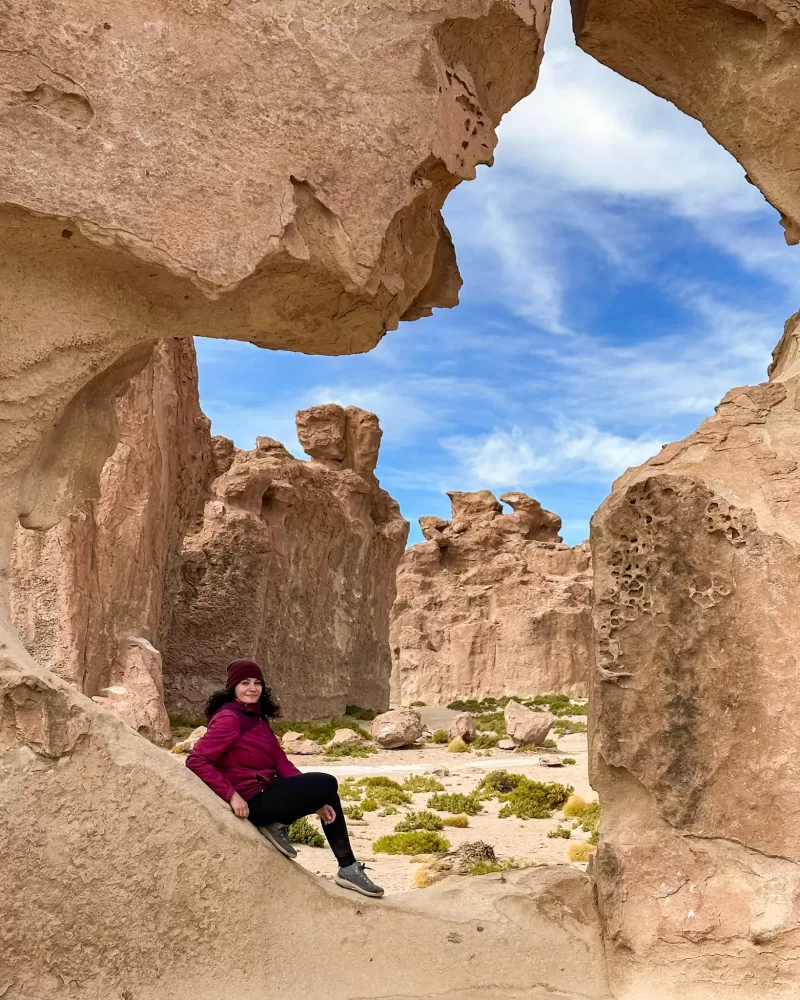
[590,310,800,999]
[10,339,211,743]
[0,3,616,997]
[572,0,800,244]
[391,490,592,706]
[163,405,408,721]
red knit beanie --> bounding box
[226,658,265,690]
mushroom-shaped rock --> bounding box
[371,707,423,748]
[504,700,555,747]
[449,713,477,744]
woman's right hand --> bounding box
[230,791,249,818]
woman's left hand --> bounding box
[317,804,336,825]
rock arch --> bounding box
[2,0,800,997]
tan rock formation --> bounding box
[10,339,211,743]
[571,0,800,244]
[371,707,425,748]
[504,699,555,746]
[162,405,408,721]
[391,490,592,706]
[589,309,800,998]
[1,658,611,998]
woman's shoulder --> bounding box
[208,706,242,731]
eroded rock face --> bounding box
[572,0,800,243]
[390,490,592,706]
[10,339,211,743]
[163,405,408,720]
[590,310,800,998]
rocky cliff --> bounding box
[10,338,211,744]
[391,489,592,706]
[163,404,409,720]
[590,309,800,998]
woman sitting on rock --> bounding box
[186,658,383,898]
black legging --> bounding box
[246,772,356,868]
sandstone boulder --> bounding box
[327,728,362,748]
[172,726,208,754]
[390,490,592,706]
[449,713,477,744]
[281,736,323,756]
[589,309,800,997]
[498,738,517,751]
[371,708,424,749]
[163,404,408,720]
[505,700,555,747]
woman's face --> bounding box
[234,678,263,704]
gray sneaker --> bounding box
[334,861,384,898]
[258,823,297,859]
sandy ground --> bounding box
[288,715,595,895]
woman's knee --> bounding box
[304,771,337,795]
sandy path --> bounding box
[290,731,594,895]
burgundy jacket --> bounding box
[186,700,300,802]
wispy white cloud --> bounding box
[442,423,662,488]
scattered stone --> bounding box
[171,726,207,753]
[497,738,516,751]
[432,767,450,778]
[371,707,423,749]
[282,735,323,755]
[505,700,554,747]
[538,755,563,767]
[326,728,361,748]
[448,713,476,743]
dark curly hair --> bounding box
[205,683,281,721]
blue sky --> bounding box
[196,0,800,547]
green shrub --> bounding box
[474,712,506,736]
[447,737,469,753]
[568,842,596,862]
[345,705,377,721]
[563,794,587,817]
[395,810,444,832]
[469,859,519,875]
[562,757,577,765]
[472,732,499,749]
[379,806,398,817]
[356,776,412,806]
[343,805,364,820]
[287,817,325,847]
[410,701,426,707]
[552,719,588,736]
[581,801,600,844]
[475,770,525,798]
[484,777,573,820]
[271,717,372,743]
[402,775,445,793]
[526,694,587,717]
[361,798,378,812]
[433,729,450,744]
[443,813,470,828]
[373,831,450,855]
[427,792,482,816]
[339,780,363,801]
[322,743,377,759]
[547,827,571,839]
